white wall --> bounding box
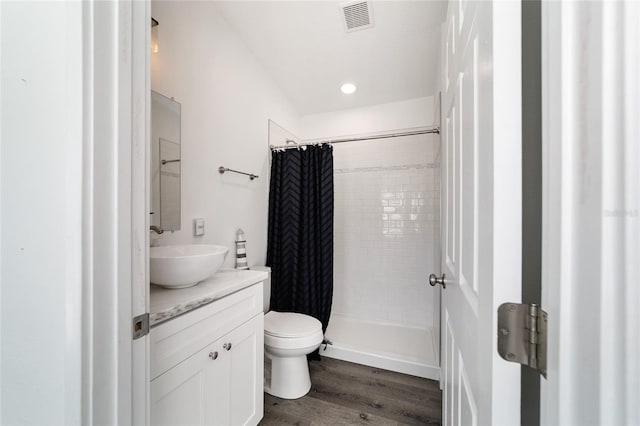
[298,96,434,140]
[268,119,302,148]
[150,1,299,267]
[1,2,83,424]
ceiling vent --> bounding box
[341,1,375,33]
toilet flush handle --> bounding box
[223,342,232,351]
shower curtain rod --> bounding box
[269,126,440,150]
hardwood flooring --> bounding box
[259,357,442,426]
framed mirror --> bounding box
[151,91,181,231]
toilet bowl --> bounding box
[263,311,323,399]
[251,266,324,399]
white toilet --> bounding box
[252,267,324,400]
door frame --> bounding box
[520,1,543,424]
[82,1,150,424]
[540,1,640,424]
[130,1,152,424]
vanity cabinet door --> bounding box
[151,313,264,426]
[150,338,229,426]
[228,314,264,426]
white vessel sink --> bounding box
[150,244,229,289]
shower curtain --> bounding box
[266,145,334,359]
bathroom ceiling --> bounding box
[215,1,447,115]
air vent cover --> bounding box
[342,1,375,33]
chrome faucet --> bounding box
[150,225,164,234]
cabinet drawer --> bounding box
[151,282,263,379]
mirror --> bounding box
[151,91,181,231]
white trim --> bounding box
[117,0,135,421]
[81,0,96,419]
[541,1,640,424]
[131,1,151,424]
[83,0,120,422]
[489,2,523,424]
[81,1,149,423]
[0,2,3,416]
[540,2,562,423]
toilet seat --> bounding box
[264,311,322,338]
[264,311,323,350]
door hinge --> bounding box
[132,313,150,340]
[497,303,547,378]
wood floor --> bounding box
[260,357,442,426]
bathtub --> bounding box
[322,313,440,380]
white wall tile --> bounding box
[333,135,440,329]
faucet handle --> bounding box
[150,225,164,234]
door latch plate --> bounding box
[132,313,150,340]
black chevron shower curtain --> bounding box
[266,144,334,359]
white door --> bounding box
[540,2,640,424]
[439,1,522,425]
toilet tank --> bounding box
[251,266,271,312]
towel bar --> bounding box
[218,166,258,180]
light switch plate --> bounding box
[194,218,205,236]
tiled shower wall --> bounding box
[333,134,440,329]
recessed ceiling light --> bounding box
[340,83,357,94]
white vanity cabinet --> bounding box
[150,282,264,426]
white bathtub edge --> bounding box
[320,344,441,381]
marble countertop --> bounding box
[150,268,268,327]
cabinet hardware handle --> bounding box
[209,351,218,360]
[223,343,232,351]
